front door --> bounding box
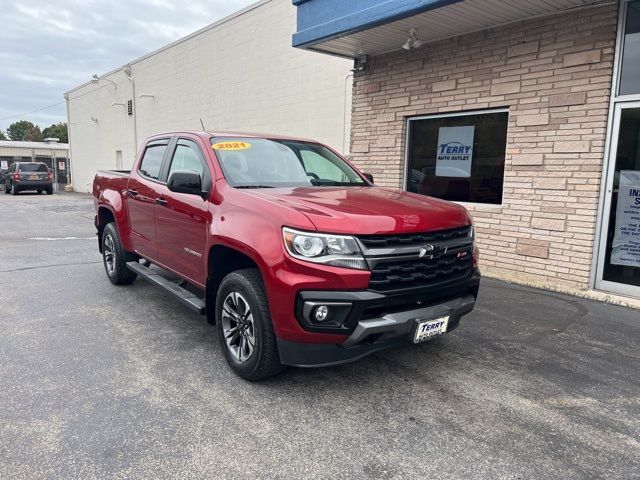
[155,138,211,286]
[595,102,640,297]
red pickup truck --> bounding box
[93,131,479,380]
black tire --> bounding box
[102,222,137,285]
[46,186,53,195]
[37,189,43,194]
[216,269,283,381]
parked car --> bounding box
[93,131,480,380]
[4,162,53,195]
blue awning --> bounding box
[293,0,460,49]
[292,0,602,58]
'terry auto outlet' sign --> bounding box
[436,126,475,178]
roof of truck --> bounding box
[148,130,317,144]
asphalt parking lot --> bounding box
[0,192,638,480]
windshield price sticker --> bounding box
[212,142,252,151]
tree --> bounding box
[42,122,68,143]
[25,125,42,142]
[0,131,6,140]
[7,120,42,141]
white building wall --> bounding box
[66,0,353,192]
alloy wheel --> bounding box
[103,233,116,275]
[221,291,256,363]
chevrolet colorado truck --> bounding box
[93,131,480,381]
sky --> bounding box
[0,0,255,133]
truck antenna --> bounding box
[199,118,206,132]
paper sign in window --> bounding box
[435,126,475,178]
[611,170,640,267]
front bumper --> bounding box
[278,270,479,367]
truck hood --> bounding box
[243,187,471,234]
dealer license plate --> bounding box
[29,175,38,180]
[414,315,449,343]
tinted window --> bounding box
[620,1,640,96]
[407,111,508,204]
[139,144,167,180]
[168,143,205,178]
[18,163,48,172]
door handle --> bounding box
[155,197,168,206]
[128,189,138,197]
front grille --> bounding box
[368,248,474,292]
[358,226,472,249]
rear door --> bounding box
[154,137,212,286]
[126,138,171,261]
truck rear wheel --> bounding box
[102,222,137,285]
[216,269,283,381]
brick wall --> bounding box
[350,2,617,290]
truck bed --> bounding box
[96,170,130,176]
[93,170,131,197]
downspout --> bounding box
[124,64,138,156]
[343,72,353,154]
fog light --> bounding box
[314,305,329,322]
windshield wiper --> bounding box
[310,179,368,187]
[234,185,276,189]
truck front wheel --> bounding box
[216,269,283,381]
[102,222,137,285]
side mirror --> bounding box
[167,170,203,195]
[363,172,374,184]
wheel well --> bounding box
[206,245,260,324]
[96,207,115,252]
[208,245,259,291]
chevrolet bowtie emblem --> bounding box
[419,244,447,259]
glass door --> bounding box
[596,102,640,297]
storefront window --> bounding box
[406,110,508,204]
[619,0,640,96]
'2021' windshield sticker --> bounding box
[212,142,252,151]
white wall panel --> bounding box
[67,0,352,192]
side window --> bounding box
[168,143,205,179]
[139,144,167,180]
[301,150,349,182]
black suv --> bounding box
[4,162,53,195]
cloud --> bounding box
[0,0,255,131]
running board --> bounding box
[126,261,206,315]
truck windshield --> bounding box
[211,138,367,188]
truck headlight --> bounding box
[283,227,368,270]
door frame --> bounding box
[591,0,640,298]
[594,101,640,297]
